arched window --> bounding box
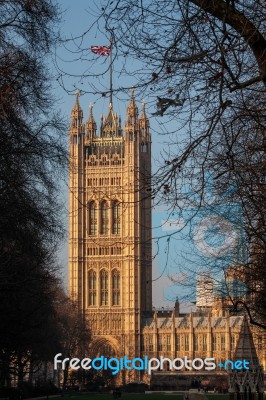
[100,201,109,234]
[112,201,121,235]
[100,270,108,305]
[112,269,120,306]
[88,270,96,306]
[88,202,97,235]
[140,142,148,152]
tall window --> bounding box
[194,334,199,351]
[212,335,217,351]
[88,202,97,235]
[176,335,180,351]
[203,334,207,351]
[100,201,108,234]
[166,335,171,351]
[112,269,120,305]
[112,201,121,234]
[88,270,96,306]
[221,334,225,351]
[230,335,235,351]
[184,334,189,351]
[100,270,108,305]
[148,335,153,352]
[158,336,163,351]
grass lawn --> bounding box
[62,395,183,400]
[61,393,229,400]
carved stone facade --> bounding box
[68,93,266,384]
[69,91,152,377]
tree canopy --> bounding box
[0,0,68,386]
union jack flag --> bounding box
[91,45,111,56]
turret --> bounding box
[126,88,138,126]
[125,89,139,142]
[174,296,180,317]
[85,103,97,140]
[71,90,83,131]
[139,100,150,137]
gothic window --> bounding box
[112,269,120,306]
[100,201,109,234]
[176,335,180,351]
[88,270,96,306]
[194,334,199,351]
[101,156,108,166]
[100,270,108,306]
[149,335,153,352]
[88,202,97,235]
[230,335,235,350]
[202,334,207,351]
[166,335,171,351]
[212,335,217,351]
[158,336,163,351]
[90,157,96,166]
[140,142,147,153]
[112,156,119,165]
[112,201,121,234]
[184,334,189,351]
[221,334,225,351]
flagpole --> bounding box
[110,33,113,105]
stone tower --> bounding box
[68,91,152,368]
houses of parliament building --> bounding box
[68,91,265,385]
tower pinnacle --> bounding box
[71,90,83,129]
[126,88,138,127]
[140,99,147,119]
[86,102,97,139]
[101,102,121,137]
[139,99,150,141]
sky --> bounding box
[54,0,245,310]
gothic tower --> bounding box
[68,90,152,369]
